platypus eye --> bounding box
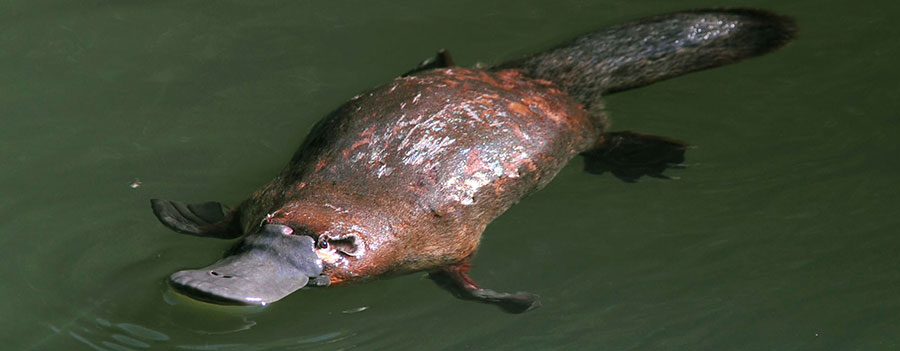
[317,238,329,249]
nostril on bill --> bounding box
[209,271,234,279]
[209,270,234,279]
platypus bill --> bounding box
[152,9,796,313]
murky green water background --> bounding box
[2,0,899,349]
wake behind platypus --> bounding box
[152,9,796,313]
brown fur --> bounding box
[239,68,601,283]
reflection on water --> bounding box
[35,285,355,350]
[175,344,249,351]
[110,333,151,349]
[115,322,170,342]
[54,315,350,350]
[56,318,170,351]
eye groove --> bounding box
[317,234,364,256]
[330,234,363,256]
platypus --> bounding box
[152,9,795,313]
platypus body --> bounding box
[152,9,795,312]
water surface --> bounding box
[2,0,899,349]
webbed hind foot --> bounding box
[583,131,688,182]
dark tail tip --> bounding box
[494,8,797,102]
[702,8,798,57]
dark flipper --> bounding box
[583,131,688,182]
[428,263,540,313]
[150,199,243,238]
[401,49,455,77]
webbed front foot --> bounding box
[401,49,455,77]
[428,263,540,313]
[150,199,242,238]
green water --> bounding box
[3,0,899,349]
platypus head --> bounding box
[153,197,386,306]
[168,223,325,306]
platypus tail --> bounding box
[493,9,796,107]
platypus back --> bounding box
[495,9,797,108]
